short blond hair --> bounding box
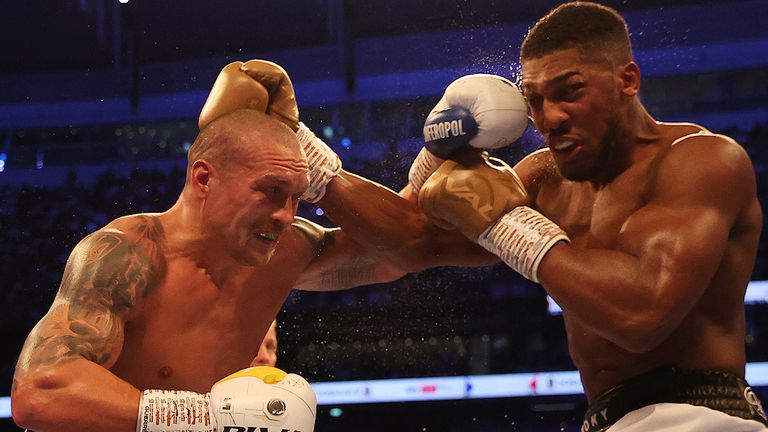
[186,109,296,181]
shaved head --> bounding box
[186,109,301,181]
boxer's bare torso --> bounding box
[107,214,317,392]
[16,212,327,394]
[515,122,762,400]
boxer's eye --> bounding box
[527,94,543,111]
[256,186,277,198]
[562,83,585,101]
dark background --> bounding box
[1,1,767,431]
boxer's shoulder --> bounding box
[660,121,743,155]
[514,148,564,197]
[78,213,167,277]
[660,124,750,174]
[103,213,166,244]
[648,126,755,206]
[61,215,165,311]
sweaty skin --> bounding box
[516,48,762,401]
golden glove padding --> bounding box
[199,60,300,131]
[418,149,530,240]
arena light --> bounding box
[311,362,768,405]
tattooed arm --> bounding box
[11,226,159,432]
[292,217,406,291]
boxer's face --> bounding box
[253,324,278,367]
[522,47,623,182]
[208,138,308,266]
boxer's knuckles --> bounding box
[419,150,529,240]
[198,61,270,130]
[241,60,300,131]
[199,59,299,132]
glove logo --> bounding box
[222,397,233,411]
[423,119,468,142]
[444,177,493,221]
[267,398,287,416]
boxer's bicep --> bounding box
[17,229,156,373]
[618,135,755,321]
[538,136,755,351]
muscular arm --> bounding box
[12,224,161,432]
[293,217,407,291]
[537,135,760,352]
[318,169,498,272]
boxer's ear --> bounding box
[191,160,213,194]
[619,61,641,97]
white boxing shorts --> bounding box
[581,366,767,432]
[607,402,768,431]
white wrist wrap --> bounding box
[478,206,569,283]
[296,122,342,203]
[408,147,445,192]
[137,389,214,432]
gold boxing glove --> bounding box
[420,150,569,282]
[418,149,530,240]
[199,59,300,131]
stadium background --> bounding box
[1,0,767,430]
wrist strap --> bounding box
[408,147,445,192]
[137,389,214,432]
[296,122,342,203]
[478,206,569,282]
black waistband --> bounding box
[581,366,768,432]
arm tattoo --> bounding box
[17,217,165,371]
[315,255,380,291]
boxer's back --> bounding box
[519,122,762,400]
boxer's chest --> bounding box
[540,162,651,249]
[117,259,297,391]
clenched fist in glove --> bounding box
[419,150,529,240]
[199,59,341,203]
[199,60,299,132]
[419,150,569,283]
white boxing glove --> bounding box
[136,366,317,432]
[409,74,528,193]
